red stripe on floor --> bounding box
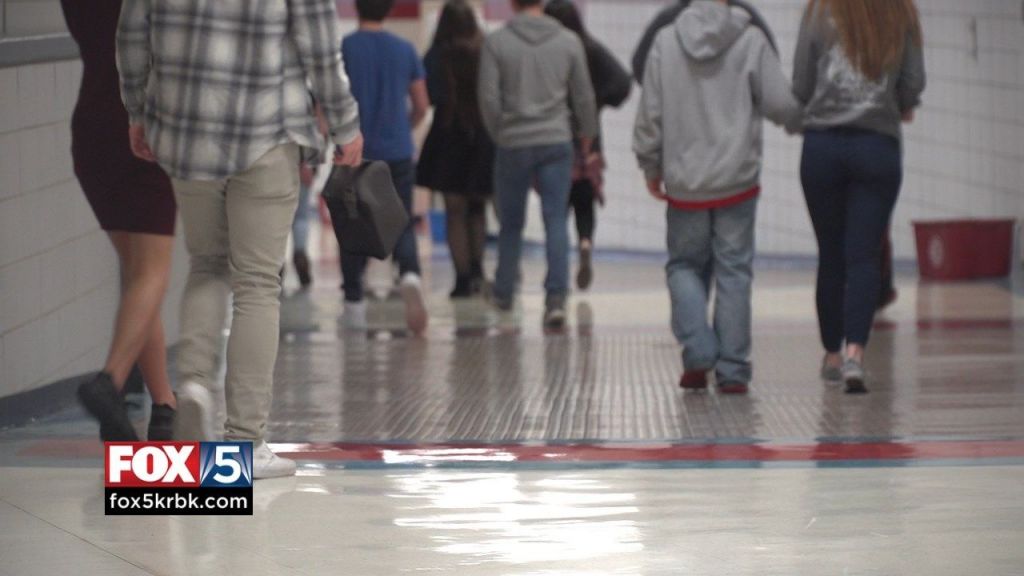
[17,440,1024,464]
[272,441,1024,463]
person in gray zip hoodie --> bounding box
[479,0,598,330]
[633,0,800,393]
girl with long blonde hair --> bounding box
[793,0,926,394]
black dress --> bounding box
[60,0,176,236]
[416,46,494,198]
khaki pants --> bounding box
[172,144,299,441]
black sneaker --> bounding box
[577,244,593,291]
[490,292,514,312]
[147,403,176,441]
[78,373,138,441]
[450,276,473,299]
[293,250,312,288]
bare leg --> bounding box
[104,232,175,408]
[136,315,176,407]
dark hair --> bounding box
[544,0,599,70]
[356,0,395,21]
[514,0,543,7]
[431,0,484,132]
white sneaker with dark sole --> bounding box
[400,273,428,335]
[842,359,868,394]
[821,356,843,383]
[173,381,215,441]
[342,300,368,332]
[543,305,567,330]
[253,441,297,479]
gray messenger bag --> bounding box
[321,161,410,260]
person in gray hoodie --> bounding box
[479,0,598,330]
[633,0,801,394]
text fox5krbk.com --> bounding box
[105,442,253,515]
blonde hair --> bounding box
[810,0,923,80]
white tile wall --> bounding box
[4,0,67,38]
[0,58,189,399]
[2,0,1022,396]
[535,0,1024,261]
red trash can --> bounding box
[913,219,1016,280]
[970,219,1016,277]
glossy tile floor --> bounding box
[2,234,1024,575]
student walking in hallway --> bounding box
[544,0,632,291]
[480,0,598,329]
[117,0,364,477]
[62,0,178,443]
[793,0,925,394]
[418,0,495,299]
[340,0,431,334]
[634,0,801,394]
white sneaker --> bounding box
[173,381,215,441]
[400,273,428,335]
[253,441,296,480]
[342,300,368,332]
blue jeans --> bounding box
[493,143,573,303]
[666,197,757,384]
[292,182,312,252]
[341,159,421,302]
[801,129,901,351]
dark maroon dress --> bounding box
[60,0,176,236]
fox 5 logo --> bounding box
[198,442,253,487]
[106,442,253,488]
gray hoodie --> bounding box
[792,5,926,140]
[633,0,800,205]
[479,13,598,149]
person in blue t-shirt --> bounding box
[340,0,431,335]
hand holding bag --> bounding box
[321,161,410,260]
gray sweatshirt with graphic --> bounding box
[792,5,926,140]
[479,14,598,149]
[633,0,801,204]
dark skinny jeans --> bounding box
[801,128,902,352]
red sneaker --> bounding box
[718,382,750,395]
[679,371,708,390]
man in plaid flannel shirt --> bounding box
[117,0,364,478]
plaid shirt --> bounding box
[117,0,360,181]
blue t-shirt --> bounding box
[342,30,425,162]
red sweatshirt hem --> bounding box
[666,185,761,211]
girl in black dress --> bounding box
[417,0,495,298]
[60,0,178,441]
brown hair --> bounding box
[810,0,923,80]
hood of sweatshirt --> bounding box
[675,0,750,61]
[507,13,564,46]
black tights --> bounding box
[444,194,487,280]
[570,179,595,242]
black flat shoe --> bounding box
[78,373,138,441]
[450,277,473,299]
[293,250,312,288]
[147,403,176,441]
